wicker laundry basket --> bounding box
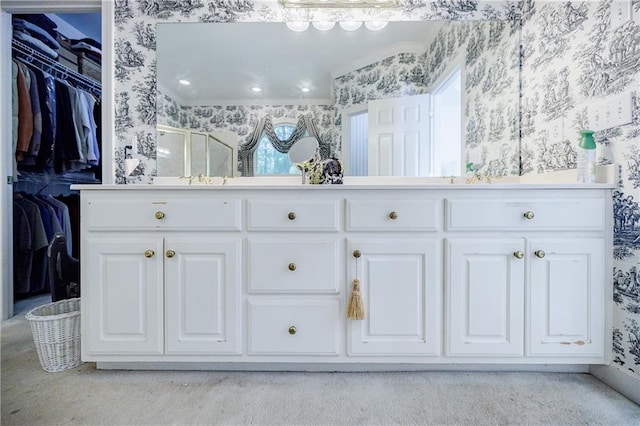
[25,298,82,372]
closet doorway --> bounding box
[0,0,102,320]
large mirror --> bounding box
[157,20,520,178]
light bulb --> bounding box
[364,21,388,31]
[339,21,363,31]
[178,79,191,85]
[312,21,335,31]
[286,22,309,32]
[250,86,263,93]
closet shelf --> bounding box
[12,38,101,97]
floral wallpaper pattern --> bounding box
[111,0,639,377]
[521,0,640,376]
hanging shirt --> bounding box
[16,63,33,162]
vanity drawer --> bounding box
[86,197,242,231]
[346,199,439,231]
[247,199,340,231]
[248,238,340,293]
[248,300,340,355]
[446,198,605,231]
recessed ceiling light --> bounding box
[250,86,263,93]
[178,79,191,85]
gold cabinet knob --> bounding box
[166,250,176,258]
[288,326,297,335]
[155,211,165,220]
[353,250,361,258]
[523,211,535,220]
[288,212,296,221]
[288,263,297,271]
[389,211,398,220]
[534,250,546,259]
[513,251,524,259]
[144,250,155,258]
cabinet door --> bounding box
[528,238,605,357]
[347,239,441,356]
[164,238,241,354]
[446,239,525,356]
[85,238,164,354]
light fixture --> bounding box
[312,21,335,31]
[178,79,191,85]
[279,0,397,7]
[364,21,388,31]
[339,21,363,31]
[300,87,311,93]
[250,86,263,93]
[286,21,309,32]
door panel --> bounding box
[368,94,430,176]
[86,238,164,354]
[348,239,441,356]
[528,238,605,357]
[446,239,525,356]
[165,238,241,354]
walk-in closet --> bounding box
[10,12,102,306]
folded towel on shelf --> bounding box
[70,39,102,61]
[12,14,57,38]
[13,18,60,50]
[13,30,59,60]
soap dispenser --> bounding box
[576,129,596,184]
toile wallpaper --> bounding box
[520,0,640,376]
[332,19,520,175]
[112,0,638,377]
[156,93,336,160]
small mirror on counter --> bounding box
[288,136,319,184]
[288,136,319,164]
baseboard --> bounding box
[96,362,589,373]
[590,364,640,405]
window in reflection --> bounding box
[432,64,463,176]
[254,124,301,175]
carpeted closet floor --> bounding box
[2,295,639,425]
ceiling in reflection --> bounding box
[156,22,441,105]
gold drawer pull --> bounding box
[534,250,546,259]
[288,212,296,221]
[389,211,398,220]
[288,326,297,335]
[166,250,176,258]
[144,250,155,258]
[155,211,165,220]
[523,211,535,220]
[288,263,296,271]
[513,251,524,259]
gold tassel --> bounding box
[347,279,366,320]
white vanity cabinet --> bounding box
[76,185,612,369]
[81,191,242,359]
[444,195,607,360]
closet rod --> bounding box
[12,38,102,96]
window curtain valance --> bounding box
[238,114,323,177]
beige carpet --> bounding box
[2,295,640,425]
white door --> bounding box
[85,238,164,355]
[347,239,441,356]
[164,238,241,354]
[367,94,430,176]
[528,238,605,357]
[446,239,525,356]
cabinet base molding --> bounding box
[95,362,590,373]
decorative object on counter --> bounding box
[576,129,596,184]
[301,156,344,185]
[347,250,366,320]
